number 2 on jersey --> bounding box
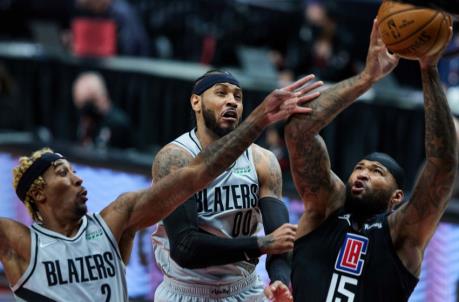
[101,283,111,302]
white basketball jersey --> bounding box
[12,213,127,302]
[152,129,262,284]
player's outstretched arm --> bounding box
[389,27,457,277]
[287,20,398,136]
[284,19,399,231]
[101,75,322,244]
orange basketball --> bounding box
[377,0,451,60]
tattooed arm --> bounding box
[0,219,31,285]
[389,31,457,277]
[99,75,321,258]
[148,144,295,269]
[253,144,296,254]
[253,144,296,287]
[285,20,399,236]
[253,144,283,200]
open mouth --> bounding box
[221,110,238,121]
[79,189,88,202]
[351,180,365,194]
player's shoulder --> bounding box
[158,142,191,154]
[251,143,278,165]
[154,143,194,164]
[0,217,30,235]
[152,142,195,181]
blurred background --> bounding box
[0,0,458,301]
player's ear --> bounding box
[389,189,404,211]
[29,187,46,204]
[191,94,201,113]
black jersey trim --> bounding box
[189,130,202,151]
[14,233,39,291]
[14,287,57,302]
[93,214,123,262]
[31,217,88,242]
[226,161,237,171]
[173,140,197,157]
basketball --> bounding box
[377,0,451,60]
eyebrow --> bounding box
[370,163,387,171]
[356,162,388,172]
[52,160,71,170]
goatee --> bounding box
[202,102,239,137]
[345,184,392,219]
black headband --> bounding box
[363,152,405,190]
[192,73,240,95]
[16,152,65,202]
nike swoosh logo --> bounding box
[39,241,56,248]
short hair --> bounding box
[12,148,54,221]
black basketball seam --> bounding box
[378,7,431,25]
[420,14,447,57]
[386,12,439,46]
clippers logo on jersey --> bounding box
[335,233,368,276]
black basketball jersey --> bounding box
[292,209,418,302]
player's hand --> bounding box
[264,281,293,302]
[258,223,297,254]
[249,75,323,127]
[362,19,399,83]
[419,25,453,69]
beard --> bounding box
[201,101,239,138]
[345,184,393,219]
[74,203,88,218]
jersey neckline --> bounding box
[31,215,88,241]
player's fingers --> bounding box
[270,281,283,290]
[295,81,324,97]
[440,26,453,53]
[283,223,298,230]
[264,286,274,300]
[370,19,379,44]
[282,74,316,92]
[284,234,295,242]
[298,91,321,104]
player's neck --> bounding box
[195,125,220,149]
[348,210,381,231]
[40,216,84,237]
